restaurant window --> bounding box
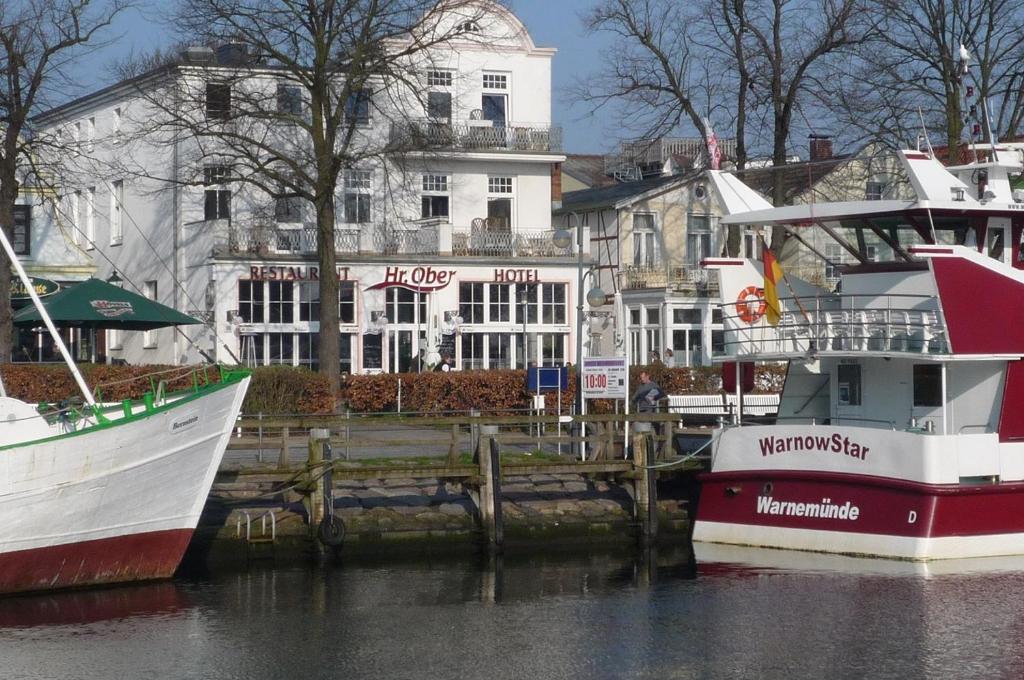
[275,193,304,223]
[206,82,231,120]
[268,281,294,324]
[12,205,30,255]
[277,83,302,115]
[345,89,371,126]
[459,282,485,324]
[427,91,452,120]
[298,282,319,322]
[362,333,382,370]
[913,364,942,407]
[673,308,701,324]
[268,333,294,365]
[541,333,565,366]
[386,287,425,324]
[461,333,485,370]
[298,333,318,370]
[204,166,231,220]
[488,333,513,369]
[238,281,265,323]
[515,284,538,324]
[339,281,356,324]
[110,180,124,245]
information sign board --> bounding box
[581,356,628,399]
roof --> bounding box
[556,172,696,214]
[561,154,616,189]
[736,154,852,204]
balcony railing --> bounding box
[717,293,949,357]
[391,119,562,153]
[619,264,718,293]
[451,227,572,258]
[209,221,573,258]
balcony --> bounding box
[390,118,562,153]
[207,220,574,259]
[717,294,950,358]
[619,264,718,294]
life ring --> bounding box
[735,286,766,324]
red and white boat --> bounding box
[0,228,249,594]
[695,144,1024,560]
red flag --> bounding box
[704,117,721,170]
[763,247,783,326]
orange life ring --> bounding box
[735,286,766,324]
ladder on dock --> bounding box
[236,510,278,557]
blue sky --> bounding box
[67,0,616,153]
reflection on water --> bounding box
[1,545,1023,679]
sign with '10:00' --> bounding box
[581,356,628,399]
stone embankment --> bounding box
[201,471,692,553]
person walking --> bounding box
[664,348,675,368]
[632,371,664,413]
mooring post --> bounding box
[478,425,503,549]
[307,429,326,534]
[278,426,291,469]
[632,429,658,542]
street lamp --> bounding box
[106,271,123,288]
[553,219,607,459]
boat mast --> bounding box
[0,223,97,406]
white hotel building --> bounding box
[29,2,589,372]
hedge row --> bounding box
[0,363,785,416]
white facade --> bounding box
[30,1,585,372]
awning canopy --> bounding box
[13,278,201,331]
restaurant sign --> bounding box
[10,277,59,300]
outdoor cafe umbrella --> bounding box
[13,277,201,332]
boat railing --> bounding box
[718,293,949,357]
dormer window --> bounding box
[458,21,480,33]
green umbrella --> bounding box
[13,278,201,331]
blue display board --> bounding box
[527,366,568,392]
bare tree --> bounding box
[579,0,867,252]
[826,0,1024,162]
[124,0,493,391]
[0,0,127,362]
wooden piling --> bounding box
[278,426,291,469]
[477,426,503,549]
[632,430,658,541]
[307,432,325,535]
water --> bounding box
[3,545,1024,679]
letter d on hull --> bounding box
[908,510,917,524]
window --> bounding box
[630,308,641,325]
[204,166,231,220]
[112,107,122,138]
[459,282,485,324]
[268,333,294,365]
[275,193,303,223]
[345,89,371,126]
[85,186,96,248]
[515,284,538,324]
[837,363,862,406]
[110,180,123,245]
[421,174,450,219]
[386,287,425,324]
[458,20,480,33]
[298,282,319,322]
[268,281,294,323]
[461,333,485,370]
[488,333,513,369]
[277,83,302,115]
[646,308,660,325]
[339,281,356,324]
[488,176,513,194]
[686,214,711,267]
[362,333,382,370]
[143,280,158,348]
[865,181,885,200]
[913,364,942,407]
[825,243,845,283]
[633,213,657,267]
[238,280,265,323]
[483,73,507,90]
[427,70,453,87]
[541,333,565,366]
[206,82,231,120]
[489,283,511,322]
[673,308,701,324]
[541,283,566,324]
[12,205,30,256]
[343,169,371,223]
[298,333,318,370]
[86,117,95,150]
[427,91,452,119]
[70,191,81,246]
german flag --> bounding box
[763,247,783,326]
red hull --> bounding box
[698,470,1024,538]
[0,529,194,595]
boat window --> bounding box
[837,364,861,406]
[913,364,942,407]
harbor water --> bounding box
[2,544,1024,679]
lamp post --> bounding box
[553,219,607,459]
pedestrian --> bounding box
[438,355,452,372]
[632,370,664,413]
[664,348,675,368]
[649,350,662,365]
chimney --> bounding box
[551,162,563,210]
[809,134,833,161]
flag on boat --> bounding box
[762,247,783,326]
[703,117,721,170]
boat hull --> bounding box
[0,376,249,594]
[694,469,1024,560]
